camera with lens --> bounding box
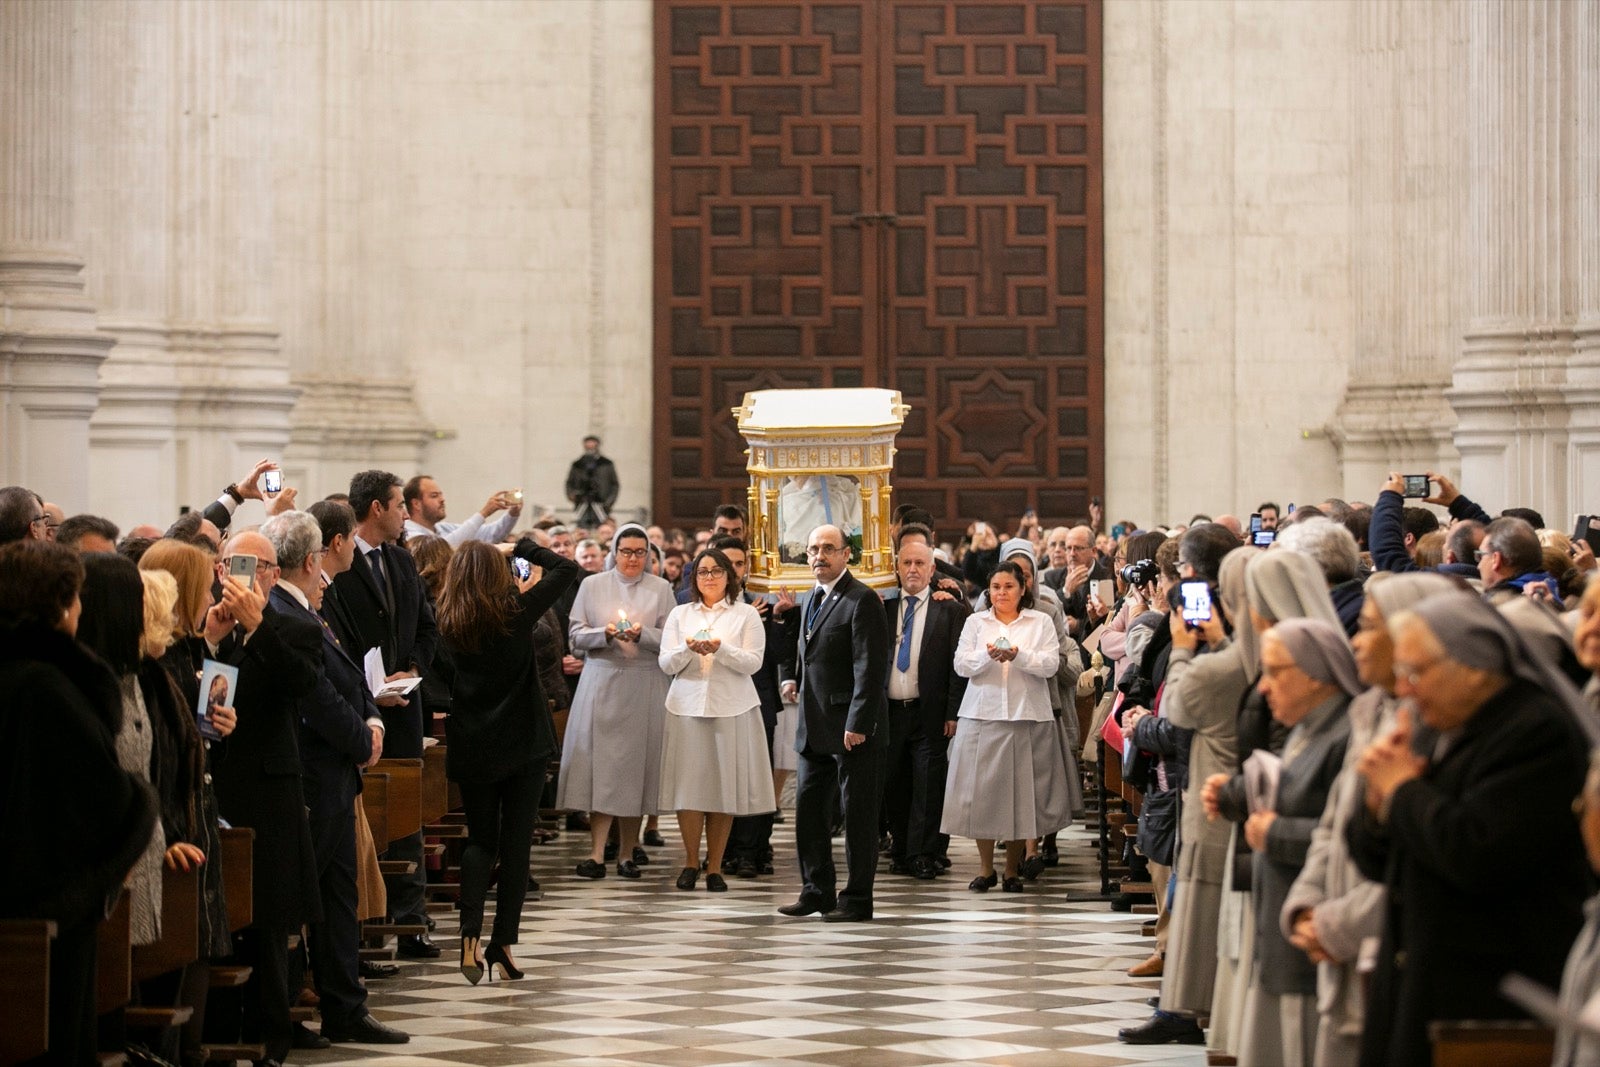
[1120,558,1160,587]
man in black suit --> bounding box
[329,470,440,957]
[881,530,970,881]
[777,524,890,922]
[264,512,408,1045]
[207,530,321,1066]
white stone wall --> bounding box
[4,0,1595,533]
[1104,0,1354,526]
[12,0,655,532]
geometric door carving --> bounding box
[654,1,1102,534]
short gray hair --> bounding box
[1481,516,1542,575]
[261,511,323,573]
[1276,517,1360,584]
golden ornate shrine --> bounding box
[733,388,910,593]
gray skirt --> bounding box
[941,717,1072,841]
[555,660,669,817]
[657,708,778,815]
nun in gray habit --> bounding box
[1347,590,1595,1067]
[1234,618,1360,1067]
[1280,572,1456,1067]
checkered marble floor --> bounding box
[303,813,1206,1067]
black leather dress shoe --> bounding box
[632,846,650,866]
[616,859,641,879]
[360,960,400,980]
[643,829,666,847]
[322,1012,410,1044]
[575,858,606,879]
[735,857,759,878]
[291,1023,330,1050]
[886,857,910,875]
[909,856,939,880]
[397,934,440,959]
[1117,1014,1205,1045]
[777,897,835,917]
[820,908,871,923]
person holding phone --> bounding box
[436,538,578,982]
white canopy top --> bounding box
[735,387,908,432]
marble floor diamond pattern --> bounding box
[303,815,1207,1067]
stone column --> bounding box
[1449,0,1591,519]
[0,0,114,509]
[1565,0,1600,508]
[1331,0,1465,499]
[282,0,431,497]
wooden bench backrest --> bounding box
[132,865,199,982]
[361,773,390,848]
[0,919,56,1063]
[1432,1021,1556,1067]
[96,889,131,1016]
[421,745,448,824]
[219,826,254,932]
[372,758,423,841]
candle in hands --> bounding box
[616,608,633,633]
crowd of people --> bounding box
[3,457,1600,1067]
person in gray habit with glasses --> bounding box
[777,524,890,922]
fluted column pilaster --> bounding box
[0,0,114,508]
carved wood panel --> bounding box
[655,1,1102,534]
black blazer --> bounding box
[442,543,579,784]
[270,587,374,822]
[1347,678,1591,1067]
[211,605,323,927]
[880,590,970,739]
[780,570,889,757]
[330,541,438,758]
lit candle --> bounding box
[616,608,632,633]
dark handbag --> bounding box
[1137,787,1179,866]
[1121,734,1154,793]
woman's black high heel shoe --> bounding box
[460,936,483,985]
[484,942,525,981]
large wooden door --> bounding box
[654,0,1101,533]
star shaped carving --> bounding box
[934,370,1044,478]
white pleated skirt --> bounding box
[658,708,779,815]
[941,717,1072,841]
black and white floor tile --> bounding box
[304,815,1205,1067]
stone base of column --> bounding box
[1448,323,1583,521]
[284,376,435,497]
[1328,380,1458,502]
[0,251,115,508]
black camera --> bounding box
[1120,559,1159,587]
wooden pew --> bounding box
[0,919,56,1064]
[96,890,132,1018]
[131,865,199,984]
[358,769,427,940]
[1431,1020,1555,1067]
[421,745,449,826]
[361,773,391,857]
[218,827,254,934]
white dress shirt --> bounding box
[658,599,766,718]
[402,509,517,549]
[887,589,929,701]
[953,608,1060,723]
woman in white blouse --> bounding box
[942,559,1071,893]
[658,547,777,892]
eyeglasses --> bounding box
[805,544,843,557]
[615,548,648,559]
[28,515,47,528]
[696,568,728,579]
[1474,548,1490,563]
[1393,658,1442,687]
[1260,662,1301,679]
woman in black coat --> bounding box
[0,540,156,1066]
[436,539,578,983]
